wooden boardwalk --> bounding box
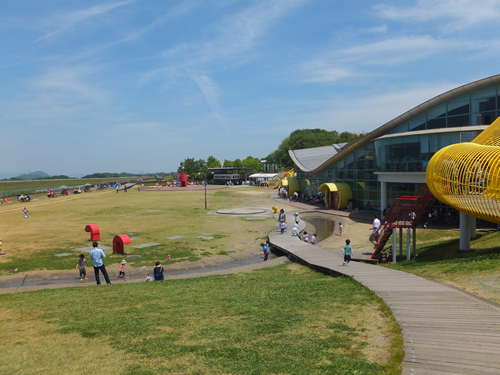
[269,228,500,375]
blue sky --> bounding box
[2,0,500,176]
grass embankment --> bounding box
[0,264,403,375]
[0,187,275,273]
[384,228,500,303]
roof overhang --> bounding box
[290,74,500,174]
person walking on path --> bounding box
[338,222,343,236]
[76,254,88,281]
[293,212,300,225]
[153,261,164,281]
[261,242,270,261]
[90,242,111,285]
[118,260,126,279]
[342,239,353,266]
[280,220,286,234]
[369,214,381,248]
[23,207,30,219]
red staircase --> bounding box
[371,184,434,260]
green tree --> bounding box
[206,156,221,169]
[264,129,362,169]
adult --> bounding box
[278,209,286,226]
[369,214,381,248]
[90,242,111,285]
[292,223,299,236]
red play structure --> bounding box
[113,234,131,254]
[85,224,100,241]
[180,172,188,187]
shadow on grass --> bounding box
[387,231,500,275]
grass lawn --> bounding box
[0,264,403,375]
[383,228,500,303]
[0,186,276,273]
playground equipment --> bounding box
[113,234,131,254]
[371,184,434,260]
[272,206,278,213]
[85,224,100,241]
[258,168,294,189]
[426,116,500,224]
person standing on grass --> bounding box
[343,239,353,266]
[261,242,270,261]
[76,254,88,281]
[369,214,380,248]
[90,242,111,285]
[23,207,30,219]
[153,261,164,281]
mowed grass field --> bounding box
[0,186,276,272]
[0,264,403,375]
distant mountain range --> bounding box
[14,171,51,180]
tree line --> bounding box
[177,128,364,179]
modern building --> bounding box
[288,74,500,218]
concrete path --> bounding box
[269,229,500,375]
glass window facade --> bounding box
[295,143,379,211]
[389,85,500,135]
[374,132,461,172]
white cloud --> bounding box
[4,66,114,127]
[33,0,137,43]
[300,35,490,83]
[143,0,308,81]
[190,73,231,135]
[375,0,500,32]
[359,24,388,34]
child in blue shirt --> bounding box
[342,239,353,266]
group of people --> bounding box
[78,242,167,285]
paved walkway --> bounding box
[268,225,500,374]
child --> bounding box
[153,261,164,281]
[303,231,309,243]
[23,207,30,219]
[261,242,270,261]
[339,222,343,236]
[311,233,317,245]
[76,254,88,281]
[118,260,126,279]
[280,220,286,234]
[292,223,299,236]
[342,239,353,266]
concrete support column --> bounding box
[412,227,416,256]
[459,211,470,251]
[470,216,477,239]
[381,181,388,217]
[399,227,403,256]
[407,229,411,261]
[392,228,397,263]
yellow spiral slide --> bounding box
[426,117,500,224]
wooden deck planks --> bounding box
[268,230,500,375]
